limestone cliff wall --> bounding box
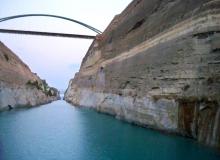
[65,0,220,148]
[0,41,60,110]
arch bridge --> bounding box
[0,14,102,39]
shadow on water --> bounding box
[0,141,3,160]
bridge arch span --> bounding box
[0,14,102,34]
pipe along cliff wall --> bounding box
[0,41,60,110]
[65,0,220,148]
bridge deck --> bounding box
[0,29,96,39]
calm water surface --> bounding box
[0,100,219,160]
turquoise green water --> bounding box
[0,100,219,160]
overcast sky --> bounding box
[0,0,132,90]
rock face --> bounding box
[0,41,60,110]
[65,0,220,148]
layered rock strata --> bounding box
[65,0,220,148]
[0,41,60,110]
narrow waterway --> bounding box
[0,100,219,160]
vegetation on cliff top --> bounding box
[26,80,59,97]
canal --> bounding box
[0,100,219,160]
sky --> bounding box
[0,0,132,91]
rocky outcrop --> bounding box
[65,0,220,148]
[0,41,60,110]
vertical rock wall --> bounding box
[65,0,220,148]
[0,41,60,110]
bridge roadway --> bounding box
[0,14,102,39]
[0,29,96,39]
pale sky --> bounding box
[0,0,132,90]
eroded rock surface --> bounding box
[0,41,60,110]
[65,0,220,148]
